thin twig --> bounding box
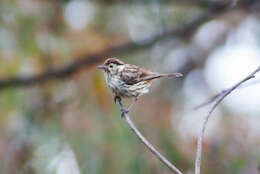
[193,90,227,110]
[194,66,260,174]
[115,98,183,174]
[194,78,260,110]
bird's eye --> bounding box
[109,64,113,68]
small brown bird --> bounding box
[97,58,182,113]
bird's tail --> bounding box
[160,73,183,78]
[142,72,183,81]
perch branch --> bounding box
[115,98,183,174]
[194,66,260,174]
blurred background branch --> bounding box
[0,0,248,89]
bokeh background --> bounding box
[0,0,260,174]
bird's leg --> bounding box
[114,96,129,115]
[114,95,121,104]
[126,97,138,112]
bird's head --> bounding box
[97,58,125,75]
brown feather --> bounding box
[104,58,124,66]
[120,64,146,85]
[98,58,183,98]
[120,64,182,85]
[141,73,183,81]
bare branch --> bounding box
[194,77,260,110]
[193,90,227,110]
[194,66,260,174]
[115,98,183,174]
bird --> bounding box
[97,58,182,113]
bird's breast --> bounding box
[105,73,151,98]
[105,74,122,91]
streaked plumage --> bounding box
[97,58,182,112]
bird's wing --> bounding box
[120,65,159,85]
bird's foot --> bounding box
[114,96,129,116]
[120,108,129,117]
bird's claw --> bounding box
[120,108,129,117]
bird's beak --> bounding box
[97,65,105,69]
